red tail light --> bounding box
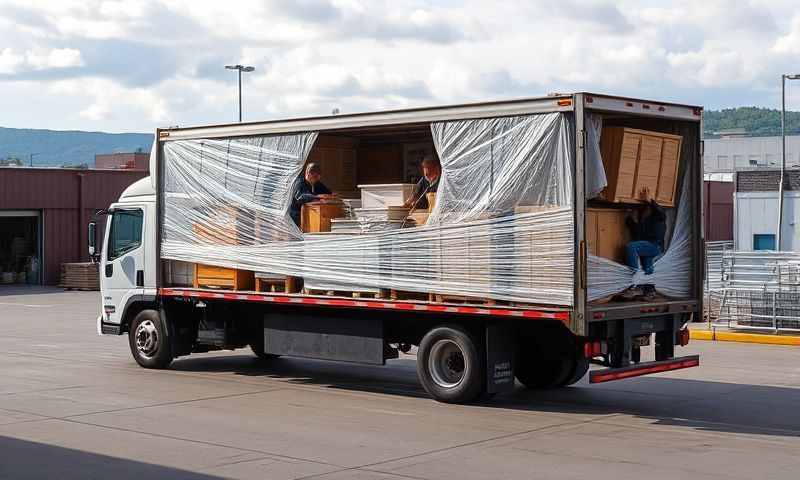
[584,340,606,358]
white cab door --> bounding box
[100,207,146,325]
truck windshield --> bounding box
[108,209,143,260]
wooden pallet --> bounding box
[59,263,100,291]
[303,288,383,299]
[433,293,505,306]
[389,289,433,302]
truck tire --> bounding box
[417,325,484,404]
[128,309,173,369]
[559,356,589,387]
[515,325,579,389]
[248,319,280,361]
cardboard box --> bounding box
[586,208,631,263]
[600,127,682,206]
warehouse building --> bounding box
[734,169,800,251]
[94,151,149,170]
[704,134,800,172]
[0,167,147,285]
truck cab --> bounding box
[95,177,157,336]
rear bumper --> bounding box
[589,354,699,383]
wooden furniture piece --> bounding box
[586,208,631,264]
[194,264,254,290]
[600,127,682,207]
[255,273,298,293]
[301,202,345,233]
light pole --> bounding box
[778,74,800,250]
[225,64,255,122]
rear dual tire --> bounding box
[417,325,485,404]
[515,326,588,389]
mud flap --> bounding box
[486,323,515,394]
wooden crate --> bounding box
[600,127,682,206]
[301,202,345,233]
[194,264,254,290]
[586,208,631,264]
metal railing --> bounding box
[712,250,800,332]
[704,241,732,322]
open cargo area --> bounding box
[157,94,700,325]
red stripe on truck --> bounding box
[159,288,569,323]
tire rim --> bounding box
[135,320,159,358]
[428,339,467,389]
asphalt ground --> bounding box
[1,285,799,479]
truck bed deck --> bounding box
[160,287,571,323]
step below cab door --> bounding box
[100,207,146,326]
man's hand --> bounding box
[639,187,653,203]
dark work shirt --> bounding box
[409,176,439,210]
[290,177,331,226]
[626,200,667,249]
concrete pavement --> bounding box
[1,285,799,479]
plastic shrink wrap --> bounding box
[160,110,692,306]
[162,113,576,306]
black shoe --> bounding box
[619,286,643,300]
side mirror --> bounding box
[88,221,97,257]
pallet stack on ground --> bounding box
[60,262,100,290]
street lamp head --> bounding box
[225,64,254,72]
[787,74,800,80]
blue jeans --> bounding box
[626,241,661,275]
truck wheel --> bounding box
[248,319,280,361]
[515,347,572,389]
[417,325,484,404]
[515,326,577,389]
[559,356,589,387]
[129,309,173,369]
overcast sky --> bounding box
[1,0,800,133]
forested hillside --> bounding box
[703,107,800,138]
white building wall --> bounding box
[705,136,800,172]
[734,191,800,250]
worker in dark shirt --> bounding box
[625,187,666,275]
[404,155,441,211]
[290,162,333,227]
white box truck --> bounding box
[94,93,701,403]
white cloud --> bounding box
[2,0,800,132]
[0,47,83,74]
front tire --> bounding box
[417,325,484,404]
[128,309,173,369]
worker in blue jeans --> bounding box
[625,187,666,275]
